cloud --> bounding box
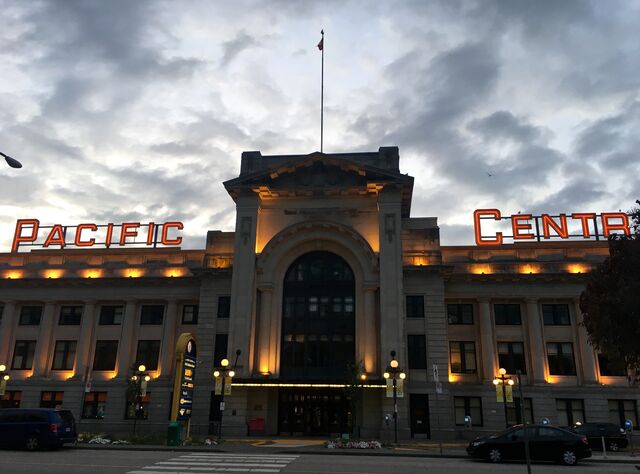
[220,31,258,68]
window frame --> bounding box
[11,340,36,370]
[182,304,199,325]
[497,341,527,375]
[556,398,585,426]
[542,303,571,326]
[0,390,22,408]
[447,303,473,325]
[18,305,43,326]
[407,334,427,369]
[93,340,119,371]
[454,396,483,426]
[99,305,124,325]
[494,303,522,325]
[51,340,77,371]
[140,305,164,325]
[547,342,576,375]
[59,305,83,325]
[125,393,151,420]
[82,392,107,419]
[40,391,64,409]
[405,295,425,319]
[608,399,639,430]
[217,296,231,319]
[135,340,161,371]
[449,341,477,374]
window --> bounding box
[99,305,123,325]
[140,305,164,325]
[59,305,83,325]
[125,393,151,420]
[40,391,64,409]
[447,304,473,325]
[450,341,477,374]
[494,304,521,325]
[407,335,427,369]
[454,396,482,426]
[406,295,424,318]
[217,296,231,318]
[507,398,534,426]
[547,342,576,375]
[542,304,571,325]
[608,400,638,429]
[556,399,585,426]
[11,340,36,370]
[0,391,21,408]
[82,392,107,419]
[93,340,118,371]
[19,306,42,325]
[182,304,199,324]
[497,342,526,374]
[214,334,228,367]
[51,341,77,370]
[135,340,160,371]
[598,354,626,376]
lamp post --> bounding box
[493,367,514,428]
[130,364,150,435]
[0,364,9,398]
[1,152,22,168]
[383,350,406,444]
[213,349,241,441]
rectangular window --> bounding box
[82,392,107,419]
[214,334,228,367]
[494,304,522,325]
[608,399,638,429]
[407,334,427,369]
[598,354,626,376]
[59,305,83,325]
[542,304,571,325]
[140,305,164,325]
[547,342,576,375]
[556,399,585,426]
[507,397,534,426]
[51,340,77,370]
[19,306,42,325]
[450,341,477,374]
[11,340,36,370]
[447,304,473,325]
[93,340,118,371]
[0,391,21,409]
[406,295,424,318]
[217,296,231,318]
[40,391,64,409]
[125,393,151,420]
[454,396,483,426]
[135,340,160,371]
[497,342,526,374]
[182,304,199,324]
[99,305,123,325]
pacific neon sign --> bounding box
[473,209,630,245]
[11,219,184,252]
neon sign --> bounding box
[473,209,630,245]
[11,219,184,252]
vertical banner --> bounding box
[214,376,222,395]
[224,376,232,395]
[0,379,6,397]
[496,384,504,402]
[140,379,148,397]
[505,384,513,402]
[386,379,393,398]
[396,379,404,398]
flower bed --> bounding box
[325,439,382,449]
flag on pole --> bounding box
[317,30,324,50]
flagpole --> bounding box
[320,29,324,153]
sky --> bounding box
[1,0,639,251]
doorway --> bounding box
[278,389,350,435]
[410,393,430,438]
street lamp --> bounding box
[130,364,151,435]
[493,367,514,428]
[383,350,406,444]
[1,152,22,168]
[213,349,241,440]
[0,364,9,397]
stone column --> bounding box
[257,288,272,375]
[525,298,547,384]
[478,299,496,381]
[160,300,178,377]
[362,287,377,374]
[574,298,598,384]
[33,302,56,377]
[73,301,97,380]
[116,299,138,378]
[0,301,17,367]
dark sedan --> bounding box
[467,424,591,465]
[569,422,628,451]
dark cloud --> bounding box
[467,111,545,143]
[220,32,258,68]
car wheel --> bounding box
[608,441,619,452]
[561,449,577,466]
[488,448,502,463]
[25,436,39,451]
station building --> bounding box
[0,147,637,440]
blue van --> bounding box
[0,408,77,450]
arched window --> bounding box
[281,251,355,379]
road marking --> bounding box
[128,453,298,474]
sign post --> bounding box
[170,334,198,443]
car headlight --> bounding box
[471,441,485,447]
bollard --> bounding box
[601,435,607,459]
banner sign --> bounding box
[495,384,513,403]
[385,379,404,398]
[474,209,631,246]
[171,334,197,422]
[11,219,183,252]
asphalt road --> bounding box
[0,449,637,474]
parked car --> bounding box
[0,408,77,450]
[569,422,628,451]
[466,424,591,465]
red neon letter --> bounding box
[601,212,631,237]
[511,214,535,240]
[571,213,596,238]
[75,223,97,247]
[146,222,155,245]
[43,225,66,248]
[161,221,184,246]
[474,209,503,245]
[541,214,568,239]
[119,222,141,246]
[12,219,40,252]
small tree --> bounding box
[580,200,640,385]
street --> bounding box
[0,449,637,474]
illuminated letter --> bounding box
[511,214,535,240]
[146,222,155,245]
[12,219,40,252]
[161,221,184,246]
[541,214,568,239]
[571,213,596,238]
[119,222,141,246]
[75,223,97,247]
[473,209,503,245]
[105,223,114,248]
[43,225,66,248]
[601,213,631,237]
